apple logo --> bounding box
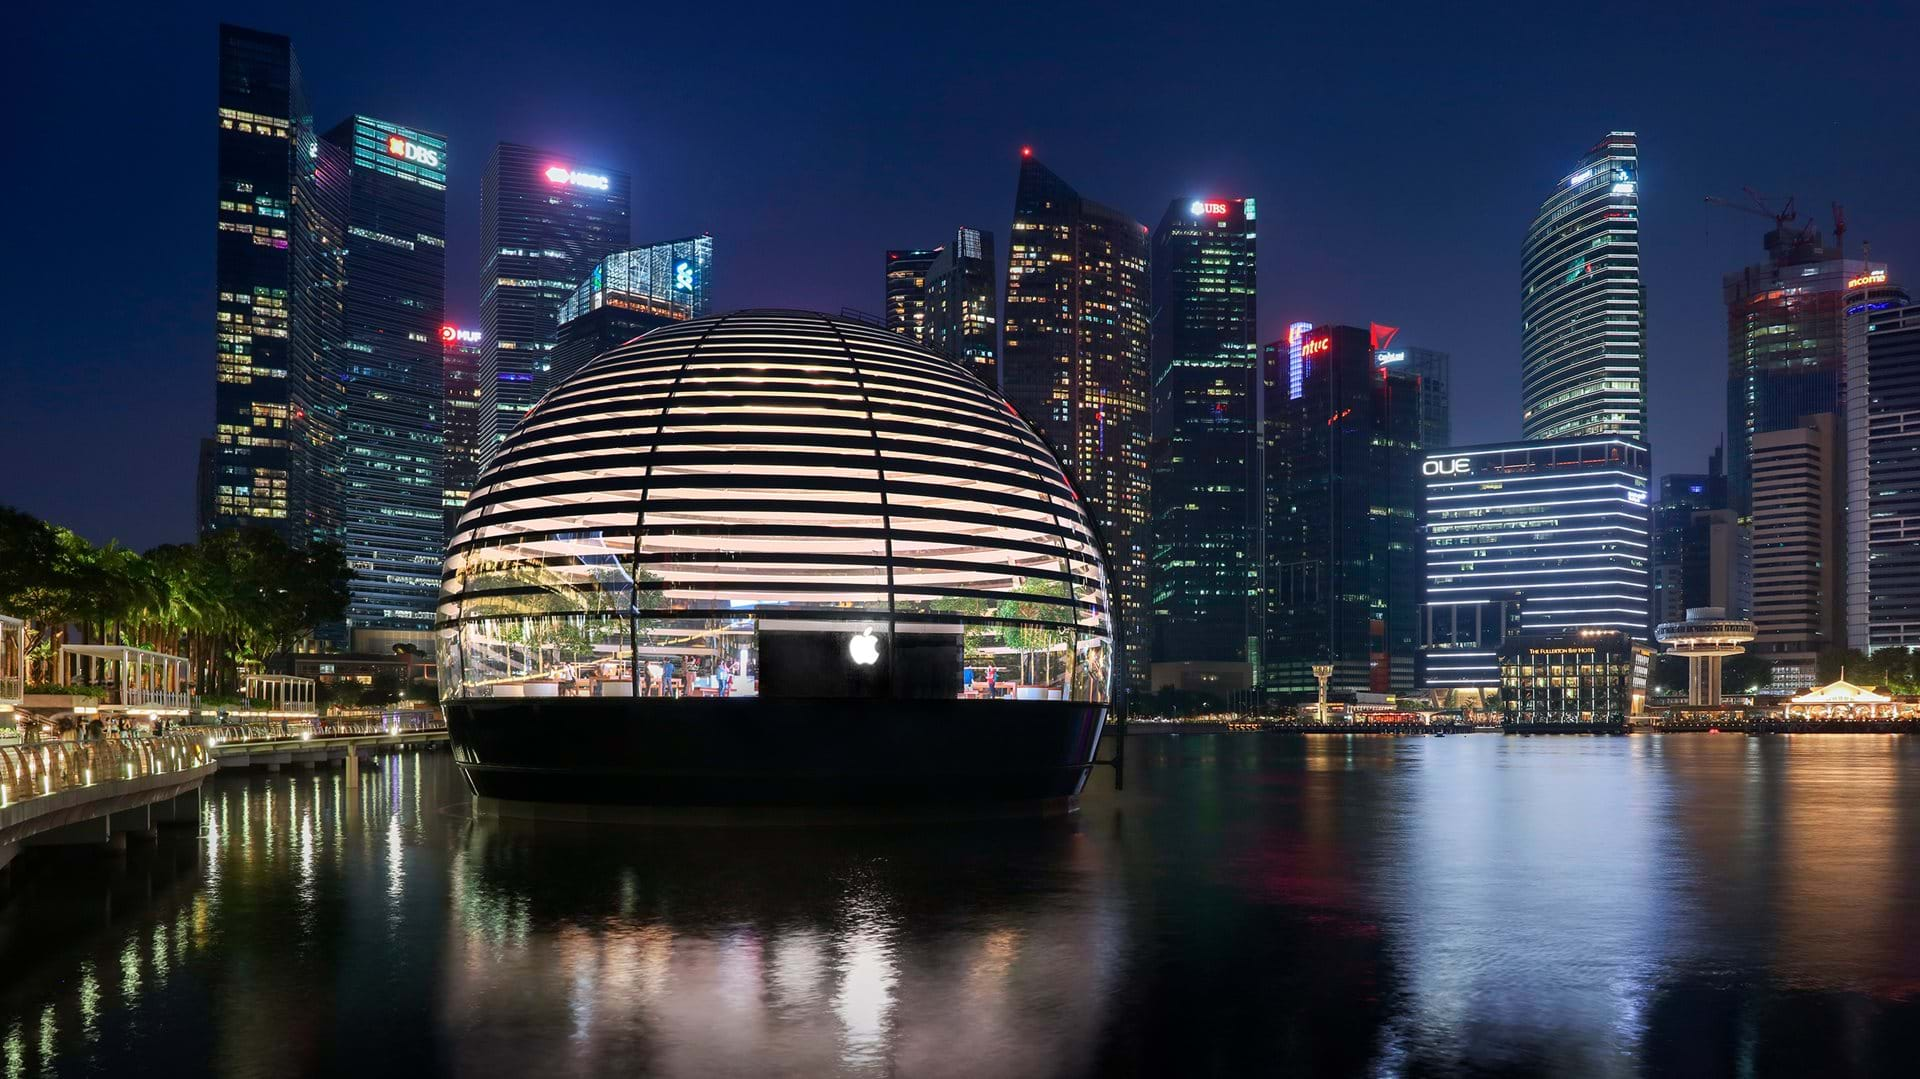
[848,628,880,666]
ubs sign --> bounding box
[1423,457,1471,477]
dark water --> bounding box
[4,734,1919,1078]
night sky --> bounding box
[8,1,1918,550]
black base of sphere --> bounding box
[444,697,1107,807]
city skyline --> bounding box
[9,3,1920,550]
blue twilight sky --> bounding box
[5,0,1917,550]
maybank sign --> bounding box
[1423,457,1471,477]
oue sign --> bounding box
[1424,457,1471,477]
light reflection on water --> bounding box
[1,735,1918,1076]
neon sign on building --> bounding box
[386,135,440,168]
[1188,200,1230,216]
[1848,269,1888,289]
[440,326,482,344]
[1286,321,1314,401]
[544,165,611,191]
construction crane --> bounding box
[1704,186,1820,259]
[1832,202,1847,258]
[1703,186,1797,231]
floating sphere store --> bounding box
[436,311,1114,806]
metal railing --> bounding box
[0,734,209,809]
[199,711,445,747]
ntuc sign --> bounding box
[1423,457,1471,477]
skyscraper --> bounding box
[1844,271,1912,648]
[440,325,482,542]
[204,25,308,537]
[1521,132,1645,441]
[550,236,714,387]
[1749,413,1839,687]
[1859,303,1920,652]
[1149,197,1258,688]
[1650,459,1733,627]
[1265,325,1422,698]
[923,228,998,381]
[1002,153,1152,695]
[884,248,937,344]
[1373,337,1451,448]
[479,144,630,462]
[323,117,448,651]
[1418,438,1652,694]
[1724,224,1887,516]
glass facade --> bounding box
[204,25,305,537]
[1149,197,1258,674]
[922,228,998,382]
[1498,630,1651,726]
[1419,438,1652,691]
[1521,132,1645,441]
[1844,276,1911,647]
[479,143,630,465]
[1001,155,1151,695]
[441,329,482,542]
[438,312,1113,706]
[325,116,448,648]
[548,236,715,389]
[883,249,938,344]
[1264,325,1422,698]
[1862,304,1920,651]
[1724,233,1887,516]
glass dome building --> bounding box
[438,310,1114,805]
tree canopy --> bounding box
[0,505,348,695]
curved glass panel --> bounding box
[440,311,1113,704]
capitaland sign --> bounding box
[544,165,611,191]
[1423,457,1471,477]
[385,135,440,168]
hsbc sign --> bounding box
[1423,457,1471,477]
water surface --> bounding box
[3,733,1917,1077]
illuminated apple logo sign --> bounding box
[849,628,880,666]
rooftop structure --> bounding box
[1654,606,1758,707]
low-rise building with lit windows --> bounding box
[1498,629,1652,729]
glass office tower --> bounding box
[1521,132,1645,441]
[549,236,714,388]
[323,117,448,650]
[884,249,938,344]
[479,143,630,462]
[1860,304,1920,652]
[1724,229,1888,515]
[441,326,483,542]
[1002,153,1152,696]
[1149,197,1258,684]
[1264,325,1422,699]
[204,25,308,537]
[1418,438,1652,692]
[923,228,998,382]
